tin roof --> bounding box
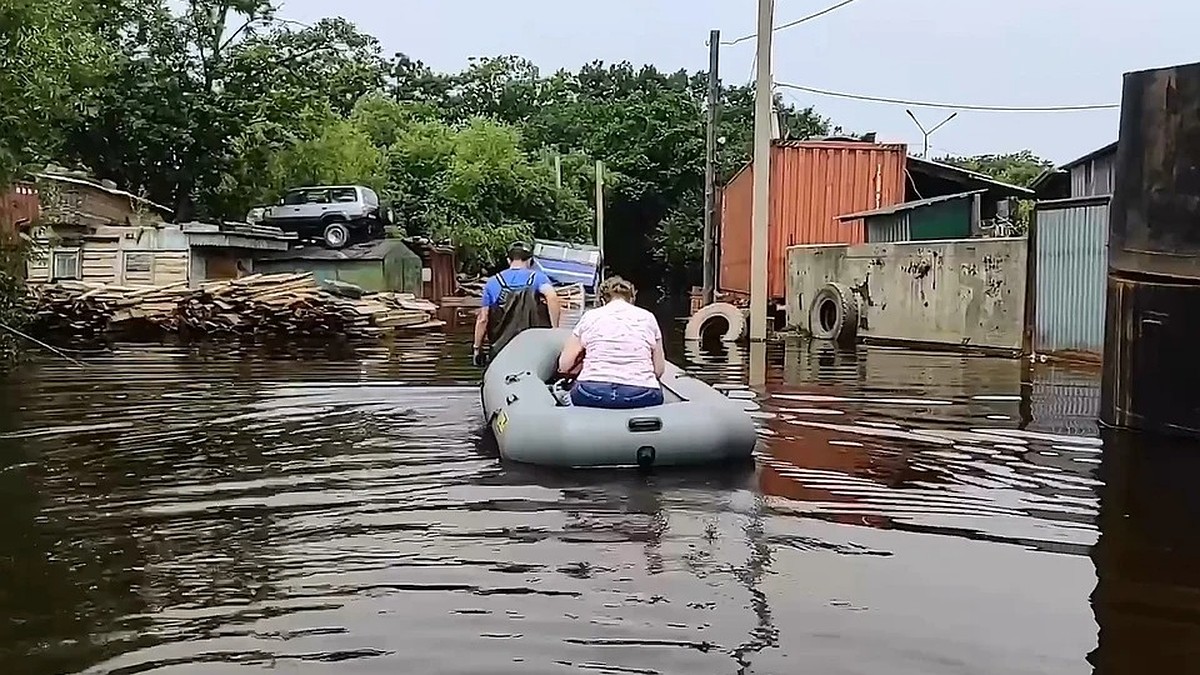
[256,238,419,262]
[906,157,1035,197]
[34,172,175,215]
[1029,141,1118,191]
[837,190,986,221]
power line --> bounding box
[724,0,863,46]
[775,81,1119,112]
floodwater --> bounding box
[1,321,1199,674]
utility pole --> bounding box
[749,0,773,343]
[595,159,605,280]
[554,154,562,189]
[702,29,721,306]
[906,109,957,158]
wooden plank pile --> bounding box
[28,273,443,340]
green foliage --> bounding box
[0,0,113,186]
[935,150,1053,188]
[934,151,1053,236]
[4,1,841,299]
[0,238,30,368]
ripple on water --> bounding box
[0,333,1105,674]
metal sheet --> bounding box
[1034,199,1109,355]
[865,214,911,243]
[719,141,907,298]
[1109,61,1200,279]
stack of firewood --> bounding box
[28,273,443,339]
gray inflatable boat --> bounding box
[480,327,757,468]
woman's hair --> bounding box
[598,276,636,304]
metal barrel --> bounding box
[1102,60,1200,437]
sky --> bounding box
[278,0,1200,165]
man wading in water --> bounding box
[472,242,562,366]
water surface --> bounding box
[1,328,1197,674]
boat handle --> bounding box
[627,417,662,433]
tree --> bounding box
[65,1,388,219]
[0,0,113,186]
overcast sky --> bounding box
[278,0,1198,165]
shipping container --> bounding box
[718,141,907,299]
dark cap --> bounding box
[507,241,532,261]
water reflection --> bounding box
[1090,431,1200,675]
[0,327,1196,673]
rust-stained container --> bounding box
[0,182,39,238]
[718,140,907,299]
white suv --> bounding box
[261,185,387,249]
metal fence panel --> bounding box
[865,213,910,243]
[1034,199,1109,355]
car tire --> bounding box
[808,282,859,345]
[323,220,351,249]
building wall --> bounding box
[25,224,192,286]
[253,258,422,294]
[864,198,974,244]
[719,141,908,299]
[1069,152,1116,198]
[42,184,164,229]
[422,247,456,302]
[786,237,1028,352]
[0,183,39,237]
[1030,197,1109,359]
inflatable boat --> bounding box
[480,328,758,468]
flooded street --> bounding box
[1,324,1197,674]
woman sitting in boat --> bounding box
[557,276,666,409]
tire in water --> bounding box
[684,302,746,342]
[808,282,859,344]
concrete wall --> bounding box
[786,237,1028,353]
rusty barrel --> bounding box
[1101,61,1200,437]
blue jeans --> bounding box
[570,380,664,409]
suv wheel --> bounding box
[323,221,351,249]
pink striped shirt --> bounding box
[572,299,662,389]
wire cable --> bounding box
[775,81,1119,112]
[724,0,863,46]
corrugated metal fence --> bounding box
[1032,196,1109,357]
[865,214,911,243]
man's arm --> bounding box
[473,306,489,350]
[474,279,496,352]
[538,278,562,328]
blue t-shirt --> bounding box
[481,268,552,308]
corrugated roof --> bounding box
[837,190,986,221]
[1030,141,1118,191]
[1059,141,1118,171]
[256,238,418,262]
[907,156,1035,196]
[34,172,174,215]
